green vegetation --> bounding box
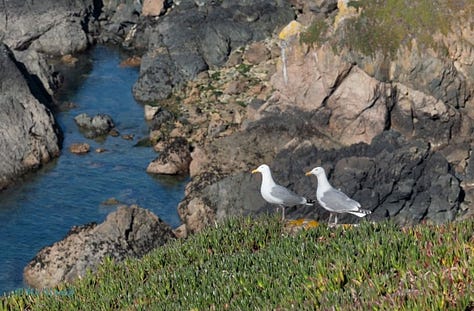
[300,18,329,46]
[236,63,252,76]
[2,216,474,310]
[302,0,473,57]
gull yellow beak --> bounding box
[251,169,259,174]
[305,171,312,176]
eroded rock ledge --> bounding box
[23,205,175,289]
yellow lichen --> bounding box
[334,0,361,29]
[278,20,303,40]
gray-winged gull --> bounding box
[252,164,313,220]
[305,167,371,225]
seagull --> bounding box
[305,166,371,225]
[252,164,313,220]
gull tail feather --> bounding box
[305,199,316,206]
[348,209,372,218]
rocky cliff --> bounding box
[0,43,60,189]
[0,0,102,188]
[3,0,473,288]
[154,0,474,232]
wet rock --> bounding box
[147,137,192,175]
[0,43,61,190]
[23,205,175,289]
[74,113,115,139]
[69,143,90,154]
[120,55,141,68]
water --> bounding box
[0,45,187,295]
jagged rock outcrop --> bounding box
[0,0,104,188]
[0,0,99,56]
[23,205,175,289]
[131,0,295,102]
[179,127,462,233]
[0,43,61,190]
[174,2,474,232]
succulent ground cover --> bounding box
[2,216,474,310]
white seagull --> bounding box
[305,166,371,225]
[252,164,313,220]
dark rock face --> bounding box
[274,131,461,225]
[74,113,116,138]
[0,0,99,55]
[0,43,61,190]
[180,127,463,231]
[132,0,295,102]
[23,205,175,289]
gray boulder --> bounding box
[0,0,99,55]
[74,113,115,139]
[0,43,61,190]
[23,205,175,289]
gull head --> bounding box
[305,167,325,177]
[252,164,270,175]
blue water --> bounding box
[0,45,187,295]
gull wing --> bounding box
[319,188,361,213]
[270,184,305,206]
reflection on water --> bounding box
[0,45,187,295]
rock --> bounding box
[147,137,192,175]
[132,1,294,102]
[148,107,174,129]
[69,143,90,154]
[269,43,390,145]
[74,113,115,139]
[142,0,167,16]
[121,134,134,140]
[0,43,61,190]
[178,197,215,234]
[243,41,270,65]
[390,82,461,147]
[61,54,79,65]
[144,105,160,121]
[101,197,120,205]
[120,55,141,67]
[179,131,462,230]
[23,205,175,289]
[0,0,97,55]
[13,49,62,96]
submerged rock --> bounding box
[69,142,90,154]
[23,205,175,289]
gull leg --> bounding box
[281,205,285,221]
[328,213,334,227]
[334,214,338,226]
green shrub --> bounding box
[303,0,473,58]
